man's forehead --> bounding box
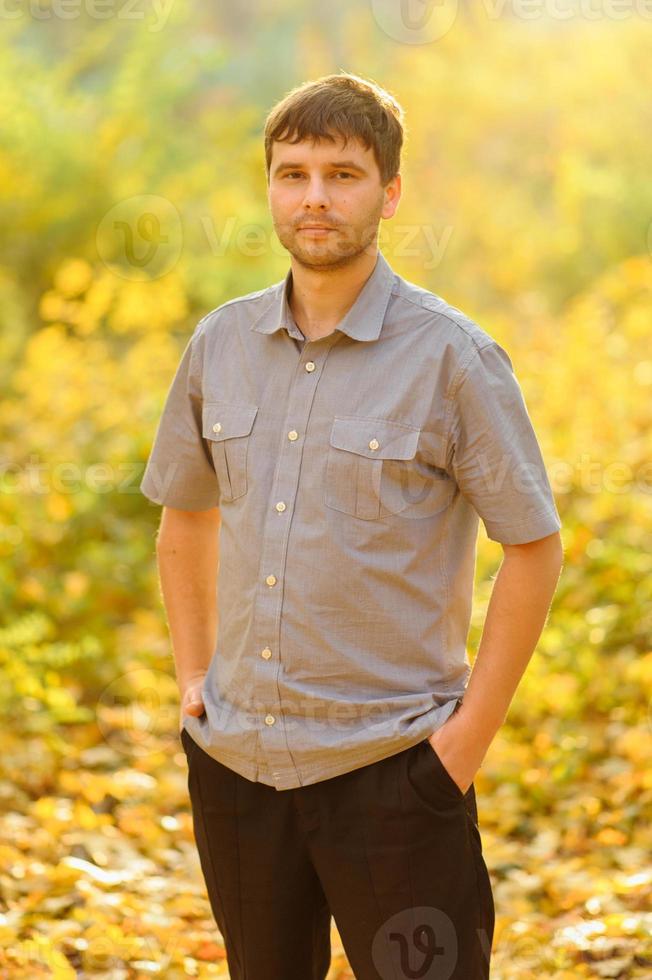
[271,133,371,163]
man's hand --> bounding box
[179,673,207,733]
[426,704,487,796]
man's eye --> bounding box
[282,172,354,179]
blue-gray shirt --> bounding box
[140,249,561,790]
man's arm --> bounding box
[429,529,564,792]
[155,505,221,731]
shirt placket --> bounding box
[251,331,343,787]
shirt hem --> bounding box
[484,508,561,544]
[185,712,463,791]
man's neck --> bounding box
[288,248,379,341]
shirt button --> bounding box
[288,430,299,441]
[275,501,286,512]
[212,422,222,433]
[261,647,272,659]
[368,438,379,450]
[305,361,315,372]
[265,574,277,586]
[265,714,275,725]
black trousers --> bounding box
[180,728,494,980]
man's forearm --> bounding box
[155,507,220,692]
[461,533,564,743]
[432,532,564,782]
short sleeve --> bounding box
[140,327,220,510]
[447,341,561,544]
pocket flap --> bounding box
[329,416,421,460]
[202,401,258,442]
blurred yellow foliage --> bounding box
[0,7,651,979]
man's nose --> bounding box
[301,178,331,208]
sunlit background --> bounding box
[1,1,651,976]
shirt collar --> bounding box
[249,249,396,343]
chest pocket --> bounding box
[202,401,258,502]
[324,416,424,520]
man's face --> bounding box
[267,133,400,270]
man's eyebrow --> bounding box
[272,160,368,176]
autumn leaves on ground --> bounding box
[1,4,651,978]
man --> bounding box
[140,72,563,980]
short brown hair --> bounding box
[264,71,405,187]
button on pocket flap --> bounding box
[202,401,258,442]
[329,416,421,460]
